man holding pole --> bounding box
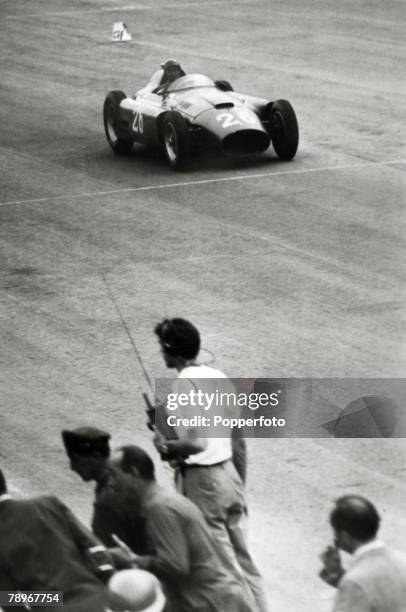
[151,317,268,612]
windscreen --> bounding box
[166,73,215,92]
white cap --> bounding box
[107,569,166,612]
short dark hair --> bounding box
[154,318,200,359]
[119,446,155,481]
[0,469,7,495]
[330,495,380,542]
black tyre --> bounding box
[267,99,299,160]
[161,111,191,170]
[103,90,133,155]
[215,79,234,92]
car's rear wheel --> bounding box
[267,99,299,160]
[103,90,133,155]
[162,112,191,170]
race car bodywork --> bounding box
[103,73,299,170]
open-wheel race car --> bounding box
[103,73,299,170]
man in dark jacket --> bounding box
[61,427,147,555]
[0,468,113,612]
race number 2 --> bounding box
[132,111,144,133]
[216,112,241,128]
[216,109,256,128]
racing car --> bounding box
[103,73,299,170]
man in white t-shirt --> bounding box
[152,318,268,612]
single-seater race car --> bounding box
[103,73,299,170]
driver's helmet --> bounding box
[160,58,185,83]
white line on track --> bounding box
[0,158,404,210]
[5,0,256,19]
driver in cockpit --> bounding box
[136,59,186,97]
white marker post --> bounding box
[111,22,132,42]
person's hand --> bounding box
[109,546,138,569]
[153,431,169,456]
[321,545,342,572]
[110,535,139,568]
[319,545,344,587]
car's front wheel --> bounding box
[162,112,191,170]
[103,90,133,155]
[266,99,299,160]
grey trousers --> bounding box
[179,460,268,612]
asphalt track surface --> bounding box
[0,1,405,610]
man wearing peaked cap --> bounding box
[62,426,111,462]
[61,426,148,556]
